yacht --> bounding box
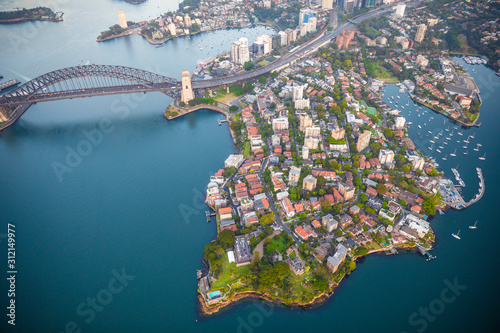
[427,131,432,134]
[450,149,457,157]
[458,130,463,136]
[436,149,442,153]
[469,221,478,229]
[452,230,461,240]
[473,144,480,152]
[479,153,486,161]
[418,125,422,129]
[430,140,435,144]
[477,143,482,147]
[470,132,475,139]
[443,141,448,145]
[442,154,447,161]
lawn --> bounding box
[258,60,270,66]
[368,61,399,83]
[242,141,251,158]
[210,253,251,290]
[270,235,287,254]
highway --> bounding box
[192,0,428,90]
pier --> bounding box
[417,245,436,261]
[205,211,215,222]
[217,118,228,126]
[439,168,485,210]
[466,167,484,205]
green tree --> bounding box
[259,75,267,84]
[377,183,387,195]
[229,105,239,112]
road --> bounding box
[192,0,428,91]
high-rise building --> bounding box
[118,10,127,29]
[305,126,321,138]
[344,0,355,12]
[184,16,192,27]
[331,127,345,140]
[278,31,288,46]
[302,146,309,160]
[295,99,310,110]
[261,35,273,53]
[303,175,317,192]
[272,117,289,131]
[304,137,319,149]
[322,0,334,10]
[285,28,297,44]
[299,115,312,132]
[289,166,302,184]
[395,3,406,18]
[299,8,313,25]
[307,17,317,33]
[378,149,395,165]
[415,24,427,43]
[231,41,240,64]
[293,85,304,101]
[231,38,250,65]
[356,130,371,153]
[395,116,406,129]
[239,43,250,65]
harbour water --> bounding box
[1,1,499,332]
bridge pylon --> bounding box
[181,70,194,103]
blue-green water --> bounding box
[1,1,499,332]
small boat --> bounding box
[437,149,442,153]
[458,130,463,136]
[479,153,486,161]
[442,154,447,160]
[450,149,457,157]
[463,150,468,155]
[443,141,448,145]
[418,125,422,129]
[469,221,477,229]
[428,131,432,134]
[439,146,444,149]
[452,229,461,240]
[477,143,482,147]
[430,140,435,143]
[470,132,475,139]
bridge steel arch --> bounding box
[0,64,181,107]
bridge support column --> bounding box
[181,70,194,104]
[0,107,10,122]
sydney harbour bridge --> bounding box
[0,0,426,131]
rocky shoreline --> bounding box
[198,288,335,316]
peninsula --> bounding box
[0,7,63,24]
[172,0,489,316]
